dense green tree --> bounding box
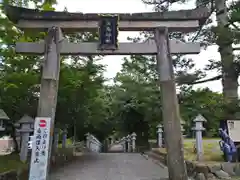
[142,0,240,119]
[0,0,237,156]
[0,0,112,147]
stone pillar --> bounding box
[14,123,21,149]
[192,114,206,161]
[122,137,126,152]
[111,136,115,144]
[180,119,186,137]
[127,135,131,152]
[62,128,67,148]
[110,137,113,145]
[17,115,34,162]
[18,124,33,162]
[157,124,163,148]
[86,133,90,149]
[131,132,137,152]
[89,134,93,151]
[53,128,59,152]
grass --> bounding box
[155,138,223,162]
[183,139,223,162]
[58,138,73,148]
[0,140,75,174]
[57,147,74,155]
[0,153,27,173]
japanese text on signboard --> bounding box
[34,125,48,163]
[99,15,119,50]
[29,117,51,180]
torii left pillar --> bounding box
[36,27,63,179]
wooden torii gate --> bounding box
[5,5,209,180]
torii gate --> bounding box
[5,5,209,180]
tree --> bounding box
[142,0,240,119]
[179,87,224,137]
[0,0,113,150]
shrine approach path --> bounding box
[49,153,168,180]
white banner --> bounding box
[227,120,240,142]
[29,117,52,180]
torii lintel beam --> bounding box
[16,40,200,55]
[5,5,210,32]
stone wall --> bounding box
[148,149,240,180]
[0,149,76,180]
[0,139,14,153]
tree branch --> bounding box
[187,75,222,85]
[191,0,215,42]
[233,47,240,51]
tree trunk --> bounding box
[216,0,238,119]
[11,125,19,153]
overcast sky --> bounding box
[52,0,237,93]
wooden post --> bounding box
[36,26,63,179]
[154,27,188,180]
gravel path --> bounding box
[49,153,168,180]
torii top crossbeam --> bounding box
[5,5,210,32]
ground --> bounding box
[49,153,168,180]
[0,138,222,179]
[0,153,26,173]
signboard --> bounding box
[29,117,51,180]
[227,120,240,142]
[98,14,119,50]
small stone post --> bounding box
[62,128,67,148]
[122,137,126,152]
[192,114,206,161]
[180,119,186,138]
[111,136,115,144]
[157,124,163,148]
[127,135,131,152]
[17,115,34,162]
[131,132,137,152]
[110,136,113,145]
[86,133,90,149]
[53,128,59,153]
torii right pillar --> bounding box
[155,28,187,180]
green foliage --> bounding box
[179,88,224,137]
[0,1,112,142]
[0,0,237,151]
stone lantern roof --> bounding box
[0,109,10,120]
[18,114,34,124]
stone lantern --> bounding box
[126,135,131,152]
[157,124,163,148]
[131,132,137,152]
[121,137,127,152]
[180,118,186,135]
[192,114,207,161]
[85,133,91,149]
[0,109,10,132]
[62,128,68,148]
[17,115,34,162]
[53,128,59,153]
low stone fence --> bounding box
[148,149,240,180]
[0,138,15,153]
[86,133,102,152]
[0,148,78,180]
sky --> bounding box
[52,0,235,93]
